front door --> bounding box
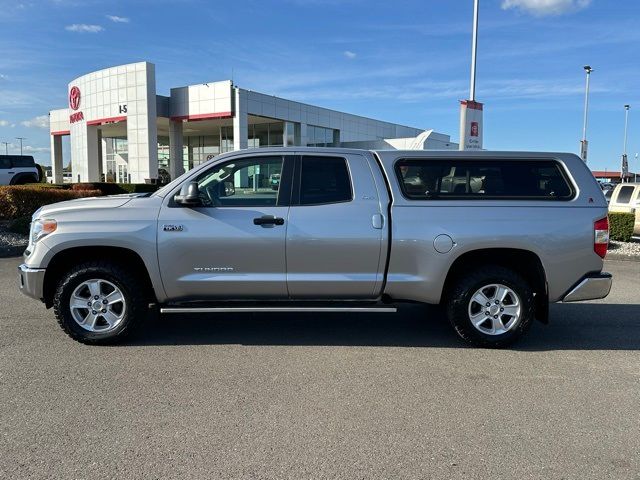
[285,153,386,299]
[157,155,292,301]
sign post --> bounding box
[459,100,483,150]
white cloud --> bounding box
[501,0,591,16]
[0,119,10,127]
[21,115,49,129]
[65,24,104,33]
[343,50,357,59]
[4,142,49,153]
[0,74,7,80]
[106,15,129,23]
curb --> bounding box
[605,253,640,263]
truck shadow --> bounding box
[128,302,640,351]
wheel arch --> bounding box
[441,247,549,323]
[43,246,157,308]
[10,172,39,185]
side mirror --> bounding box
[224,181,235,197]
[174,181,202,206]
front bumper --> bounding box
[17,264,46,301]
[562,272,612,302]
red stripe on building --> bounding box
[51,130,70,136]
[460,100,483,111]
[87,115,127,126]
[170,111,234,122]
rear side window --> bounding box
[615,186,635,204]
[0,157,10,169]
[299,156,352,205]
[395,159,574,200]
[11,156,35,168]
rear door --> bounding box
[0,157,12,185]
[285,153,387,299]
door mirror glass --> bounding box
[223,180,235,197]
[174,181,202,206]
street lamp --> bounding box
[580,65,593,162]
[15,137,26,156]
[621,105,630,183]
[1,141,8,155]
[459,0,483,151]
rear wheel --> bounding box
[446,266,535,348]
[53,261,147,344]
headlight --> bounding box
[30,218,57,244]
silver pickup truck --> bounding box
[18,149,612,347]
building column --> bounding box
[299,123,308,147]
[233,87,248,150]
[283,122,295,147]
[50,134,64,184]
[169,119,184,180]
[332,129,341,147]
[86,125,101,182]
[97,129,104,181]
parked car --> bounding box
[18,149,612,348]
[269,173,281,190]
[608,182,640,235]
[0,155,39,185]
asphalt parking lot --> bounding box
[1,258,639,479]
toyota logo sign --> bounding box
[69,86,81,111]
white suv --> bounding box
[0,155,40,185]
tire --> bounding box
[11,174,37,185]
[53,260,148,345]
[445,266,535,348]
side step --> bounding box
[160,306,397,314]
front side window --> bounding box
[0,157,10,169]
[396,159,574,200]
[299,156,352,205]
[195,156,283,207]
[615,186,635,204]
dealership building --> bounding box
[49,62,456,183]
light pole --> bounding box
[580,65,593,162]
[15,137,26,156]
[1,141,8,155]
[459,0,483,151]
[469,0,479,102]
[621,105,630,183]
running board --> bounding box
[160,306,397,314]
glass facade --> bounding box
[102,116,335,183]
[307,125,336,147]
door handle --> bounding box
[253,215,285,226]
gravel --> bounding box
[608,238,640,258]
[0,222,28,258]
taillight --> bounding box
[594,217,609,259]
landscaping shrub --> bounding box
[7,216,31,235]
[72,183,159,195]
[609,212,635,242]
[0,186,102,220]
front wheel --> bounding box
[446,266,535,348]
[53,261,147,344]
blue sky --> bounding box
[0,0,638,172]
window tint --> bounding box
[396,159,573,200]
[299,156,352,205]
[0,157,10,169]
[616,186,635,204]
[11,156,35,168]
[194,156,283,207]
